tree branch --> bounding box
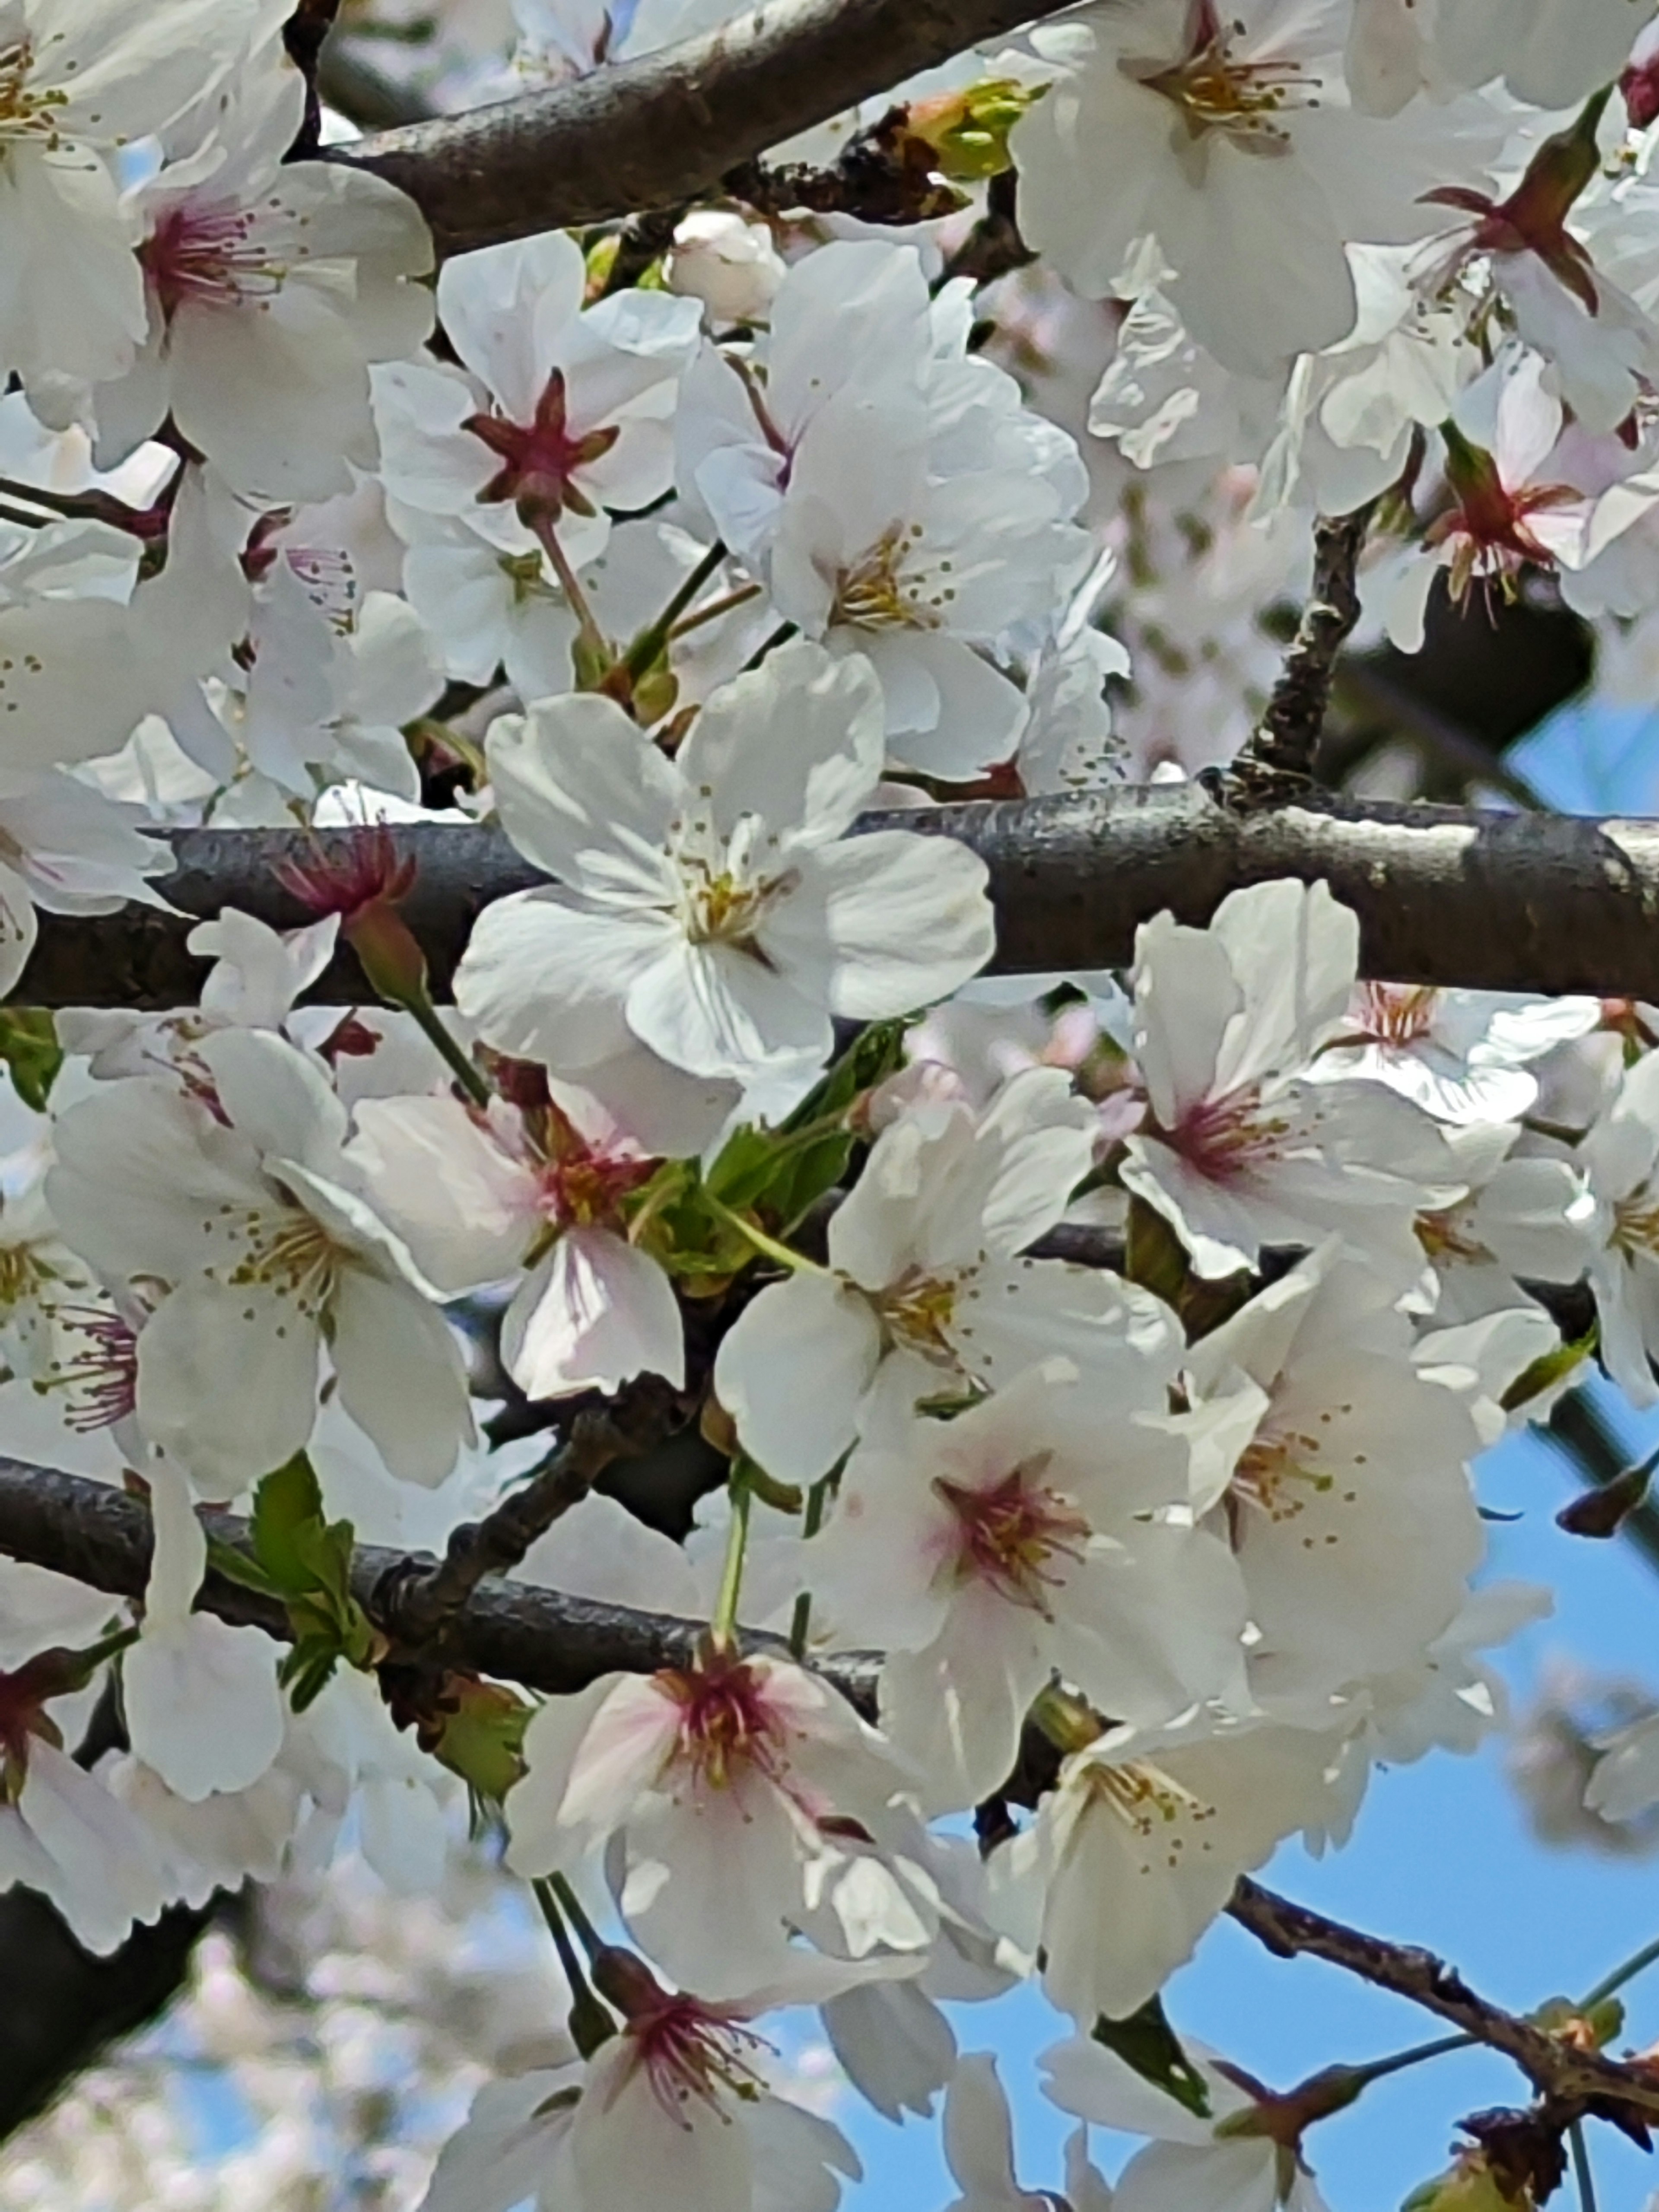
[0,1459,880,1716]
[1229,1877,1659,2122]
[27,792,1659,1010]
[1224,505,1376,807]
[376,1376,687,1645]
[326,0,1049,256]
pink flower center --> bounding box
[35,1306,138,1433]
[935,1457,1090,1613]
[464,369,621,527]
[660,1651,791,1792]
[531,1103,657,1230]
[1166,1085,1289,1185]
[143,204,284,320]
[627,1993,771,2124]
[1352,984,1440,1049]
[1128,0,1319,148]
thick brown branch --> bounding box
[0,1459,879,1716]
[1225,505,1376,807]
[1229,1877,1659,2119]
[25,791,1659,1009]
[327,0,1048,256]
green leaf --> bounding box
[1500,1325,1595,1414]
[0,1008,63,1112]
[1092,1996,1212,2120]
[202,1532,286,1600]
[251,1453,328,1595]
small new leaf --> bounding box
[1093,1995,1212,2120]
[0,1008,63,1112]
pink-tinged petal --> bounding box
[502,1227,685,1399]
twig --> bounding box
[1224,505,1377,809]
[375,1376,685,1644]
[1228,1877,1659,2120]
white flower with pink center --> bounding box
[506,1646,932,1995]
[1121,879,1461,1280]
[1310,982,1602,1124]
[811,1360,1253,1812]
[715,1065,1180,1485]
[421,1951,889,2212]
[93,52,434,503]
[350,1081,685,1401]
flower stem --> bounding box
[1570,2119,1598,2212]
[546,1869,607,1961]
[702,1193,828,1276]
[711,1464,753,1651]
[1582,1931,1659,2009]
[399,985,495,1113]
[623,539,729,677]
[531,1877,614,2057]
[741,619,798,671]
[788,1475,834,1659]
[1342,2032,1474,2090]
[534,516,608,661]
[670,582,764,641]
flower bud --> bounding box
[666,211,785,326]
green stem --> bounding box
[788,1475,833,1659]
[1582,1931,1659,2009]
[712,1466,753,1650]
[1570,2119,1598,2212]
[669,582,764,641]
[703,1193,829,1276]
[741,619,798,672]
[531,1878,614,2057]
[1344,2032,1474,2090]
[546,1869,606,1962]
[534,515,607,660]
[623,539,728,677]
[400,985,494,1112]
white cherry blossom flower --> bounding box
[0,1642,171,1954]
[989,1714,1344,2025]
[46,1026,474,1494]
[1122,880,1460,1278]
[1184,1246,1488,1695]
[454,639,995,1088]
[92,47,434,502]
[422,1951,883,2212]
[1011,0,1504,377]
[505,1646,931,1993]
[677,241,1092,777]
[375,229,702,573]
[0,0,273,392]
[349,1084,685,1400]
[1310,984,1601,1125]
[121,1459,285,1802]
[715,1066,1180,1484]
[1578,1046,1659,1407]
[812,1360,1252,1812]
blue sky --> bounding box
[842,699,1659,2212]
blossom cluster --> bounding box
[5,0,1659,2207]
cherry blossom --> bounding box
[811,1360,1252,1810]
[46,1026,474,1493]
[715,1066,1180,1483]
[454,639,996,1088]
[1122,879,1460,1278]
